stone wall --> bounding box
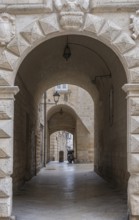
[94,66,128,189]
[13,75,44,191]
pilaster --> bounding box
[0,86,18,219]
[123,84,139,218]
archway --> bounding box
[0,10,138,219]
[47,104,76,163]
[46,96,94,163]
[13,34,127,216]
[49,131,74,162]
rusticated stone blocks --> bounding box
[123,85,139,217]
[128,98,139,174]
[0,87,18,218]
[129,216,139,220]
[0,177,12,217]
[128,174,139,216]
[0,217,15,220]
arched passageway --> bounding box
[47,104,77,163]
[0,1,139,217]
[49,131,74,162]
[12,34,128,218]
[14,34,127,183]
[46,92,94,163]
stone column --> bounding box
[0,86,19,219]
[123,84,139,220]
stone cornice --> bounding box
[122,84,139,98]
[0,4,52,14]
[0,1,139,14]
[123,84,139,92]
[0,86,19,99]
[92,0,139,12]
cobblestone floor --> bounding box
[13,162,127,220]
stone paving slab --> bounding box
[13,162,127,220]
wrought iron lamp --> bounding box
[63,36,71,61]
[63,38,112,81]
[53,91,60,104]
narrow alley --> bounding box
[13,163,127,220]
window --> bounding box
[55,84,68,91]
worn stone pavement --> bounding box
[13,162,128,220]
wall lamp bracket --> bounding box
[92,74,112,84]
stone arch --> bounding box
[47,104,77,163]
[46,103,93,163]
[0,13,137,87]
[0,10,139,219]
[47,104,77,134]
[47,103,91,133]
[47,103,86,124]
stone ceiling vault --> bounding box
[47,104,77,134]
[16,35,127,103]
